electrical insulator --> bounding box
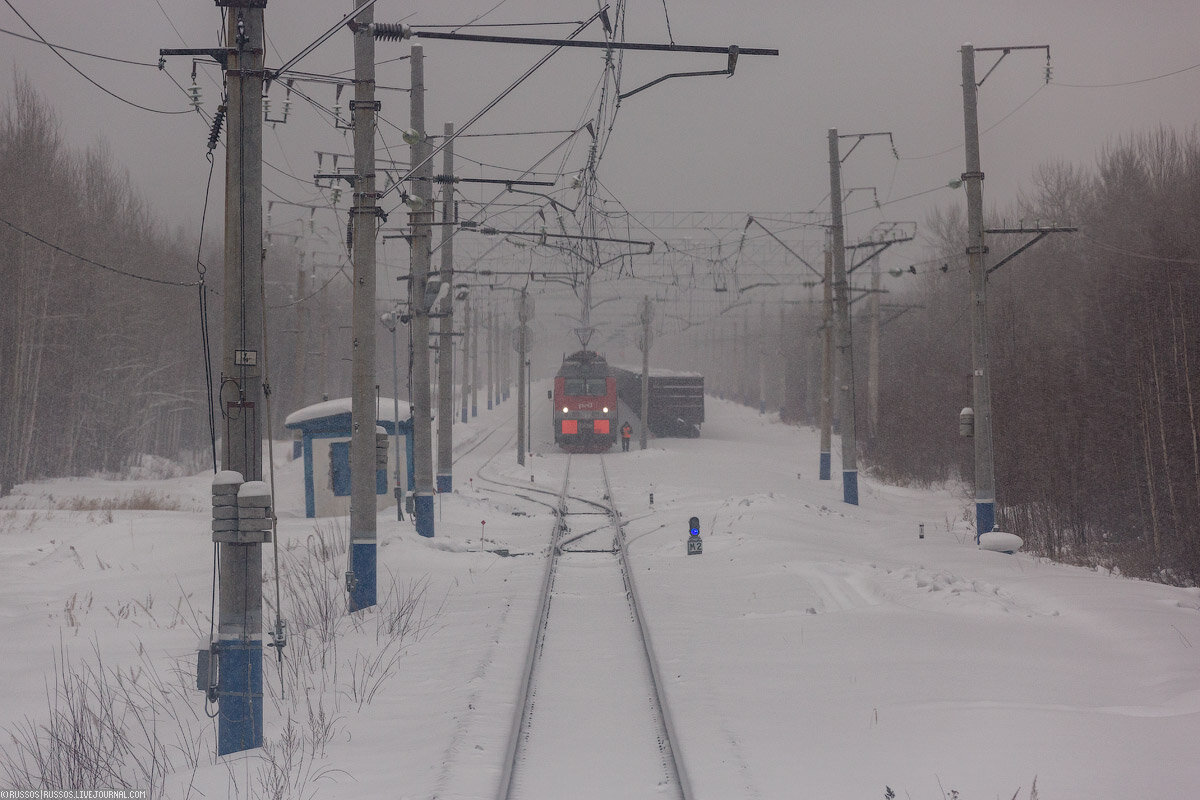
[372,22,412,42]
[262,97,271,121]
[207,104,226,152]
[282,99,292,121]
[188,82,202,110]
[331,187,341,205]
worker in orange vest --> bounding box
[620,421,632,451]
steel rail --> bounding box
[601,457,694,800]
[494,455,572,800]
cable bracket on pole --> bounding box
[847,235,915,273]
[973,44,1050,87]
[159,47,230,69]
[984,225,1077,274]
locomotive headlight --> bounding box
[603,407,609,414]
[562,406,569,414]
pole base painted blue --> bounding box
[471,405,478,418]
[461,409,468,424]
[218,638,263,755]
[487,399,493,410]
[349,541,376,611]
[759,402,765,415]
[975,500,995,544]
[414,493,435,537]
[819,451,831,481]
[436,474,452,493]
[843,469,859,505]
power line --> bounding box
[1078,230,1200,265]
[0,215,198,287]
[0,26,160,66]
[451,0,513,33]
[900,83,1046,162]
[151,0,190,49]
[844,183,953,216]
[1053,61,1200,89]
[417,19,588,29]
[2,0,191,114]
[270,0,387,82]
[660,0,675,46]
[379,12,605,212]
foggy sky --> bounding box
[3,0,1199,324]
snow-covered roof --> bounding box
[284,397,411,429]
[610,364,704,379]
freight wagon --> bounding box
[612,366,704,438]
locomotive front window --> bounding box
[564,378,608,396]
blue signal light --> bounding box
[688,516,700,536]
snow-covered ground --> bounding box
[2,391,1198,799]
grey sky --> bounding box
[3,1,1199,299]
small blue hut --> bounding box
[284,397,413,519]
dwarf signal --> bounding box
[687,515,702,555]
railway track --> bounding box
[497,453,691,800]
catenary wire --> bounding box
[1053,61,1200,88]
[0,215,198,287]
[0,25,160,66]
[451,0,514,33]
[2,0,191,114]
[900,83,1046,162]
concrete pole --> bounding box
[779,305,788,418]
[499,310,508,402]
[493,307,501,407]
[720,321,729,398]
[217,2,265,756]
[517,289,528,466]
[743,307,752,404]
[961,43,995,541]
[471,294,479,417]
[389,324,403,520]
[436,123,455,493]
[408,45,435,537]
[348,0,378,610]
[461,295,471,424]
[731,319,739,399]
[828,129,858,504]
[487,304,495,410]
[640,295,652,450]
[758,299,767,415]
[497,311,506,402]
[318,289,329,401]
[868,253,881,444]
[712,316,721,398]
[296,263,309,407]
[819,244,833,480]
[804,298,818,423]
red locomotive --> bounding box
[552,350,618,452]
